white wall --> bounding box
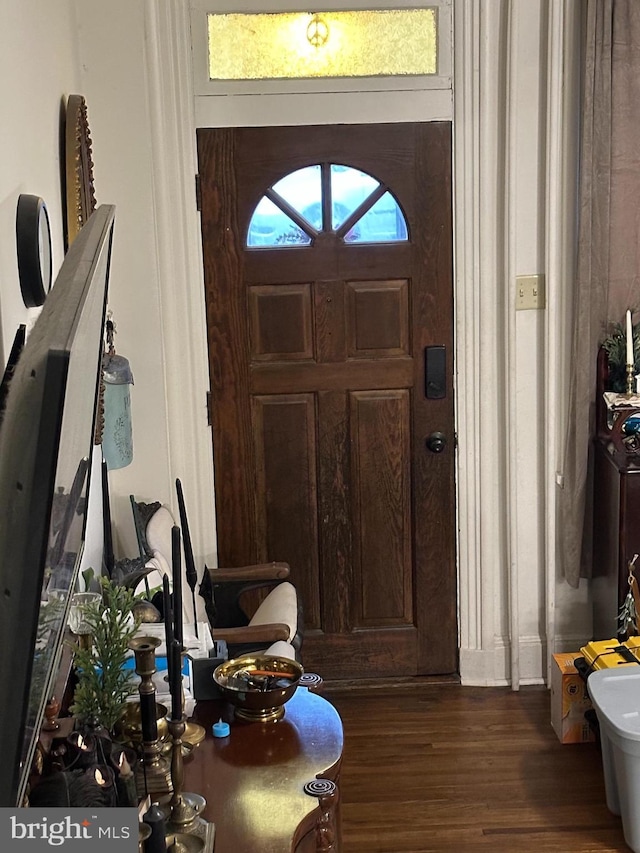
[72,0,173,559]
[0,0,106,577]
[71,0,216,569]
[0,0,595,685]
[0,0,80,355]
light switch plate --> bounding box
[516,274,545,310]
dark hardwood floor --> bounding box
[323,682,629,853]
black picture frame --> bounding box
[0,205,115,806]
[16,194,52,308]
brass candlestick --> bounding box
[129,636,172,797]
[168,647,206,759]
[164,715,215,852]
[627,363,635,396]
[165,715,198,832]
[42,696,60,732]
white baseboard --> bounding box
[459,635,547,687]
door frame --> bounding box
[144,0,470,674]
[141,0,571,687]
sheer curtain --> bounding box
[560,0,640,588]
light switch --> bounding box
[516,274,545,311]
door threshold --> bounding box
[321,673,461,694]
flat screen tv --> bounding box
[0,204,115,806]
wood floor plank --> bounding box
[324,683,630,853]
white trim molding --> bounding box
[453,0,483,664]
[460,635,545,688]
[455,0,583,686]
[141,0,582,685]
[143,0,218,567]
[454,0,514,685]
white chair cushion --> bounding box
[248,580,298,641]
[144,505,207,622]
[264,640,297,660]
[149,548,171,579]
[145,505,175,564]
[144,503,298,634]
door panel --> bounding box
[197,122,457,678]
[351,389,412,626]
[252,392,321,629]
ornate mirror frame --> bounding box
[64,95,104,445]
[64,94,97,250]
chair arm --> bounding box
[208,561,290,584]
[211,623,290,644]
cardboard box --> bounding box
[550,652,595,744]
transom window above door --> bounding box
[247,163,409,248]
[206,10,438,80]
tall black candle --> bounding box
[171,524,183,648]
[162,574,174,688]
[170,638,183,721]
[129,637,161,746]
[176,478,199,636]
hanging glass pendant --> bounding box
[102,352,134,470]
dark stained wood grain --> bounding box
[315,281,347,363]
[245,242,412,283]
[249,284,314,361]
[325,682,628,853]
[252,393,320,628]
[185,686,343,853]
[350,390,412,626]
[250,358,414,395]
[303,627,418,680]
[317,390,352,635]
[411,124,457,674]
[196,128,258,566]
[197,123,456,678]
[346,279,409,357]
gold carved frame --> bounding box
[64,94,97,250]
[64,95,103,443]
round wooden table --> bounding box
[184,686,343,852]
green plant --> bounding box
[70,577,140,732]
[602,321,640,392]
[81,566,95,591]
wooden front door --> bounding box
[197,123,457,679]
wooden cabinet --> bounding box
[592,440,640,638]
[184,687,343,852]
[592,347,640,638]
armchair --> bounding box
[131,493,303,661]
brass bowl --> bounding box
[114,701,168,743]
[213,654,303,722]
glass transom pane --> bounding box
[247,197,311,247]
[273,166,323,230]
[331,165,380,230]
[246,164,408,248]
[208,10,438,81]
[345,192,408,243]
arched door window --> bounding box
[247,163,409,248]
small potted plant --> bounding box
[70,577,140,735]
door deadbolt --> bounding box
[426,432,447,453]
